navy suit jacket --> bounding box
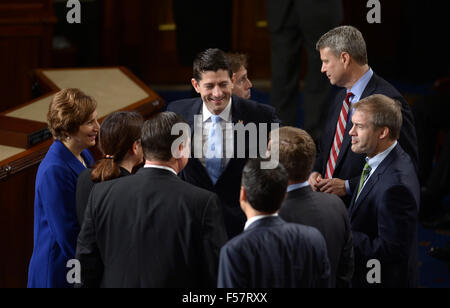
[28,140,94,288]
[313,73,418,205]
[279,186,354,288]
[167,95,281,237]
[217,216,330,288]
[348,144,419,288]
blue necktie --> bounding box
[206,115,222,184]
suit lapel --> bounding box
[324,91,346,165]
[360,73,377,99]
[183,98,215,186]
[349,144,398,219]
[53,140,86,176]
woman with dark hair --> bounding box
[28,88,99,288]
[76,111,144,226]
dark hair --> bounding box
[241,158,288,213]
[91,111,144,182]
[193,48,233,81]
[225,52,248,73]
[141,111,188,162]
[47,88,97,140]
[352,94,403,140]
[271,127,316,182]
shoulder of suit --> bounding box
[167,97,200,111]
[368,74,404,101]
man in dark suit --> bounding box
[217,158,330,288]
[347,94,419,288]
[269,126,353,287]
[266,0,343,138]
[309,26,418,206]
[75,112,228,288]
[167,48,280,238]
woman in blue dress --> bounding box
[27,88,99,288]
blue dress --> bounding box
[27,140,94,288]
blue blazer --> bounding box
[167,95,281,238]
[27,140,94,288]
[217,216,331,288]
[313,73,418,205]
[348,144,420,288]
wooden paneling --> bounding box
[0,0,55,113]
[231,0,271,79]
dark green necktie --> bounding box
[357,162,371,198]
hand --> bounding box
[316,178,347,197]
[308,172,323,192]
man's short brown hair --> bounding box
[225,52,248,73]
[270,127,316,182]
[47,88,97,140]
[352,94,403,140]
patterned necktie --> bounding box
[325,92,354,179]
[206,115,222,184]
[356,162,371,198]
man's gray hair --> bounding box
[316,25,368,65]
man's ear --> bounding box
[131,140,140,155]
[379,127,390,140]
[341,52,351,68]
[239,186,247,203]
[231,72,237,84]
[191,78,200,93]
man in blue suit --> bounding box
[217,158,330,288]
[347,94,419,288]
[309,26,418,206]
[167,48,280,238]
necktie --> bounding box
[325,92,354,179]
[206,115,222,184]
[356,162,371,198]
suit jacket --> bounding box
[76,167,228,288]
[167,95,281,238]
[27,140,94,288]
[348,144,419,288]
[217,216,330,288]
[76,167,130,227]
[279,186,354,287]
[313,73,419,205]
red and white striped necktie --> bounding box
[325,92,354,179]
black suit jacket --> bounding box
[313,73,419,204]
[279,186,354,287]
[348,144,419,288]
[167,95,281,238]
[76,167,228,288]
[75,167,130,227]
[217,216,330,288]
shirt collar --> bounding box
[244,213,278,231]
[348,68,373,104]
[366,141,397,174]
[287,181,309,192]
[144,164,177,175]
[202,97,232,123]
